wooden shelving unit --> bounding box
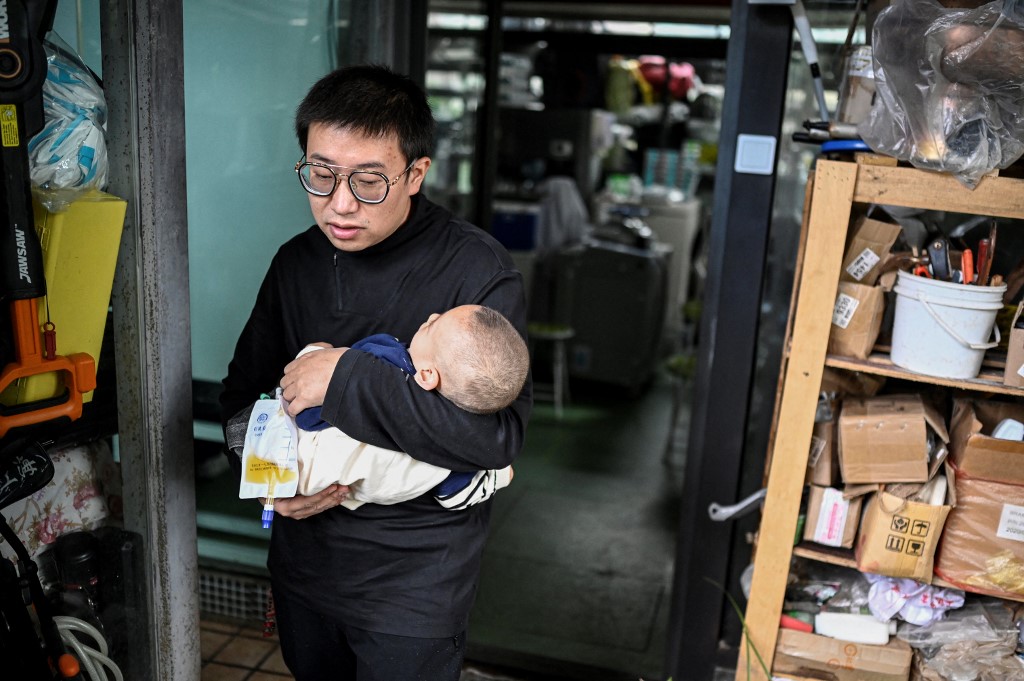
[824,353,1024,397]
[736,159,1024,681]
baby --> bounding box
[250,304,530,510]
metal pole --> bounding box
[101,1,197,678]
[665,0,793,677]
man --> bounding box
[220,64,531,680]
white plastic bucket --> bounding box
[890,270,1006,379]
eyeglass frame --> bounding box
[294,157,419,204]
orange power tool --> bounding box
[0,0,94,441]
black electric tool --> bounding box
[0,0,95,440]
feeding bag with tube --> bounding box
[858,0,1024,188]
[28,33,108,213]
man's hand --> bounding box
[280,345,346,415]
[261,484,350,520]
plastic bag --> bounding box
[238,389,299,503]
[28,33,108,213]
[898,599,1021,680]
[858,0,1024,189]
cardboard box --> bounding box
[828,282,886,360]
[839,394,949,484]
[949,399,1024,485]
[806,417,841,487]
[839,216,902,287]
[804,485,864,548]
[773,629,912,681]
[856,480,953,583]
[1004,301,1024,387]
[821,366,885,398]
[934,469,1024,600]
[935,410,1024,599]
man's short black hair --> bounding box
[295,64,436,164]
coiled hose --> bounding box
[54,616,124,681]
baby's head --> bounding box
[408,305,529,414]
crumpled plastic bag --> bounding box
[897,600,1022,680]
[864,573,965,626]
[858,0,1024,189]
[28,32,108,213]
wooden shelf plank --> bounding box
[852,164,1024,219]
[737,161,859,681]
[792,542,858,569]
[824,353,1024,397]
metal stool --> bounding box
[527,323,575,418]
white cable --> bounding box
[54,615,124,681]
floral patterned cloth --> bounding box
[0,438,122,560]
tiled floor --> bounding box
[200,616,291,681]
[198,614,567,680]
[196,370,693,680]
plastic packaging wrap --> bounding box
[858,0,1024,188]
[933,470,1024,600]
[898,600,1022,680]
[29,33,108,213]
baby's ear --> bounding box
[414,367,439,392]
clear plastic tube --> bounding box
[54,615,124,681]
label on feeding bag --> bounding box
[238,394,299,500]
[832,293,860,329]
[845,248,880,282]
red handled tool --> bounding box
[977,238,991,287]
[962,248,974,285]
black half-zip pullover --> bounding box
[221,194,532,637]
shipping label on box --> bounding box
[773,629,912,681]
[856,486,952,584]
[949,399,1024,486]
[839,394,948,484]
[829,282,886,360]
[839,216,903,287]
[934,464,1024,600]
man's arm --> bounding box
[306,270,531,473]
[279,345,347,415]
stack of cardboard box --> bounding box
[935,399,1024,600]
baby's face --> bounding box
[408,305,478,369]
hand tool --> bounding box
[0,0,96,439]
[985,220,998,286]
[961,248,974,285]
[976,238,991,287]
[878,252,925,275]
[926,237,952,281]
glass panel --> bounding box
[185,0,342,633]
[425,10,487,218]
[185,0,337,385]
[423,7,735,679]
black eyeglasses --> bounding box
[294,158,418,204]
